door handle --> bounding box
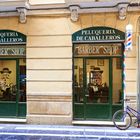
[85,88,89,93]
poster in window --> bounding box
[79,67,83,86]
[116,58,122,69]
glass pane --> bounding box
[19,59,26,102]
[74,58,83,103]
[86,59,109,103]
[0,60,16,101]
[112,58,122,104]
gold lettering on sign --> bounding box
[81,29,116,36]
[74,44,122,56]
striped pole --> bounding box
[123,24,133,103]
[123,49,126,101]
[125,24,133,51]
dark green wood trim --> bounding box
[72,58,76,119]
[72,43,124,120]
[72,49,74,120]
[109,58,112,119]
[83,58,86,120]
[16,59,19,117]
[0,58,26,118]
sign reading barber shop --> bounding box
[72,26,125,43]
[0,30,26,44]
[74,44,122,57]
[0,46,25,56]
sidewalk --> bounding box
[0,123,139,140]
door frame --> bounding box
[73,57,113,120]
[73,45,124,120]
[83,58,112,120]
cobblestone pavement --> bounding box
[0,124,139,140]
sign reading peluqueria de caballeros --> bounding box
[72,26,125,43]
[0,30,26,56]
[0,30,26,44]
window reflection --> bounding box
[73,58,123,104]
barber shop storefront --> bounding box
[73,27,125,121]
[0,30,26,118]
[0,0,139,125]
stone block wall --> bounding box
[0,11,139,124]
[26,12,139,124]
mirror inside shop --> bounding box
[0,59,26,102]
[74,58,122,104]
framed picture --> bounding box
[116,58,122,69]
[79,67,83,86]
[97,59,104,66]
[74,65,78,69]
[90,66,95,70]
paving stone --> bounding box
[0,124,139,140]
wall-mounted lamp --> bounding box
[69,6,79,22]
[17,8,27,23]
[118,4,128,20]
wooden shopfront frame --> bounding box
[72,27,125,121]
[0,30,26,118]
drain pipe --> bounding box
[138,36,140,112]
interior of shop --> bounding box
[74,58,122,104]
[0,59,26,102]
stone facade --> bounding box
[0,8,139,124]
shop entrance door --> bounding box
[73,57,123,120]
[0,59,26,117]
[85,58,110,119]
